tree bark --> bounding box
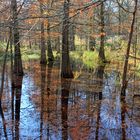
[121,0,138,96]
[61,0,73,78]
[99,2,106,62]
[89,11,96,51]
[47,21,54,61]
[69,20,75,51]
[11,0,23,76]
[40,2,47,64]
[0,39,10,100]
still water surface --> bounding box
[0,61,140,140]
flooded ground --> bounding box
[0,60,140,140]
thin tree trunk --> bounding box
[121,0,138,96]
[89,11,96,51]
[118,5,121,36]
[134,15,137,67]
[47,21,54,61]
[0,39,10,100]
[40,2,47,64]
[99,2,106,62]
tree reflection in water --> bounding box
[61,78,71,140]
[40,63,47,140]
[95,65,105,140]
[40,62,54,140]
[0,62,140,139]
[121,96,126,140]
[0,102,8,140]
[12,75,23,140]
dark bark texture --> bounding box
[61,0,73,78]
[121,0,138,95]
[40,2,47,64]
[99,2,106,62]
[11,0,23,76]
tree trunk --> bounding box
[11,0,23,76]
[0,39,10,100]
[69,20,75,51]
[61,0,73,78]
[121,0,138,96]
[118,5,121,36]
[89,11,96,51]
[99,2,106,62]
[47,21,54,61]
[40,2,47,64]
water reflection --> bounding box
[121,96,126,140]
[0,102,8,140]
[40,64,46,140]
[0,61,140,139]
[46,62,54,140]
[61,79,71,140]
[40,62,54,140]
[95,65,105,140]
[12,75,23,140]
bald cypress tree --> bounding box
[61,0,73,78]
[11,0,23,75]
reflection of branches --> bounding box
[0,103,8,140]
